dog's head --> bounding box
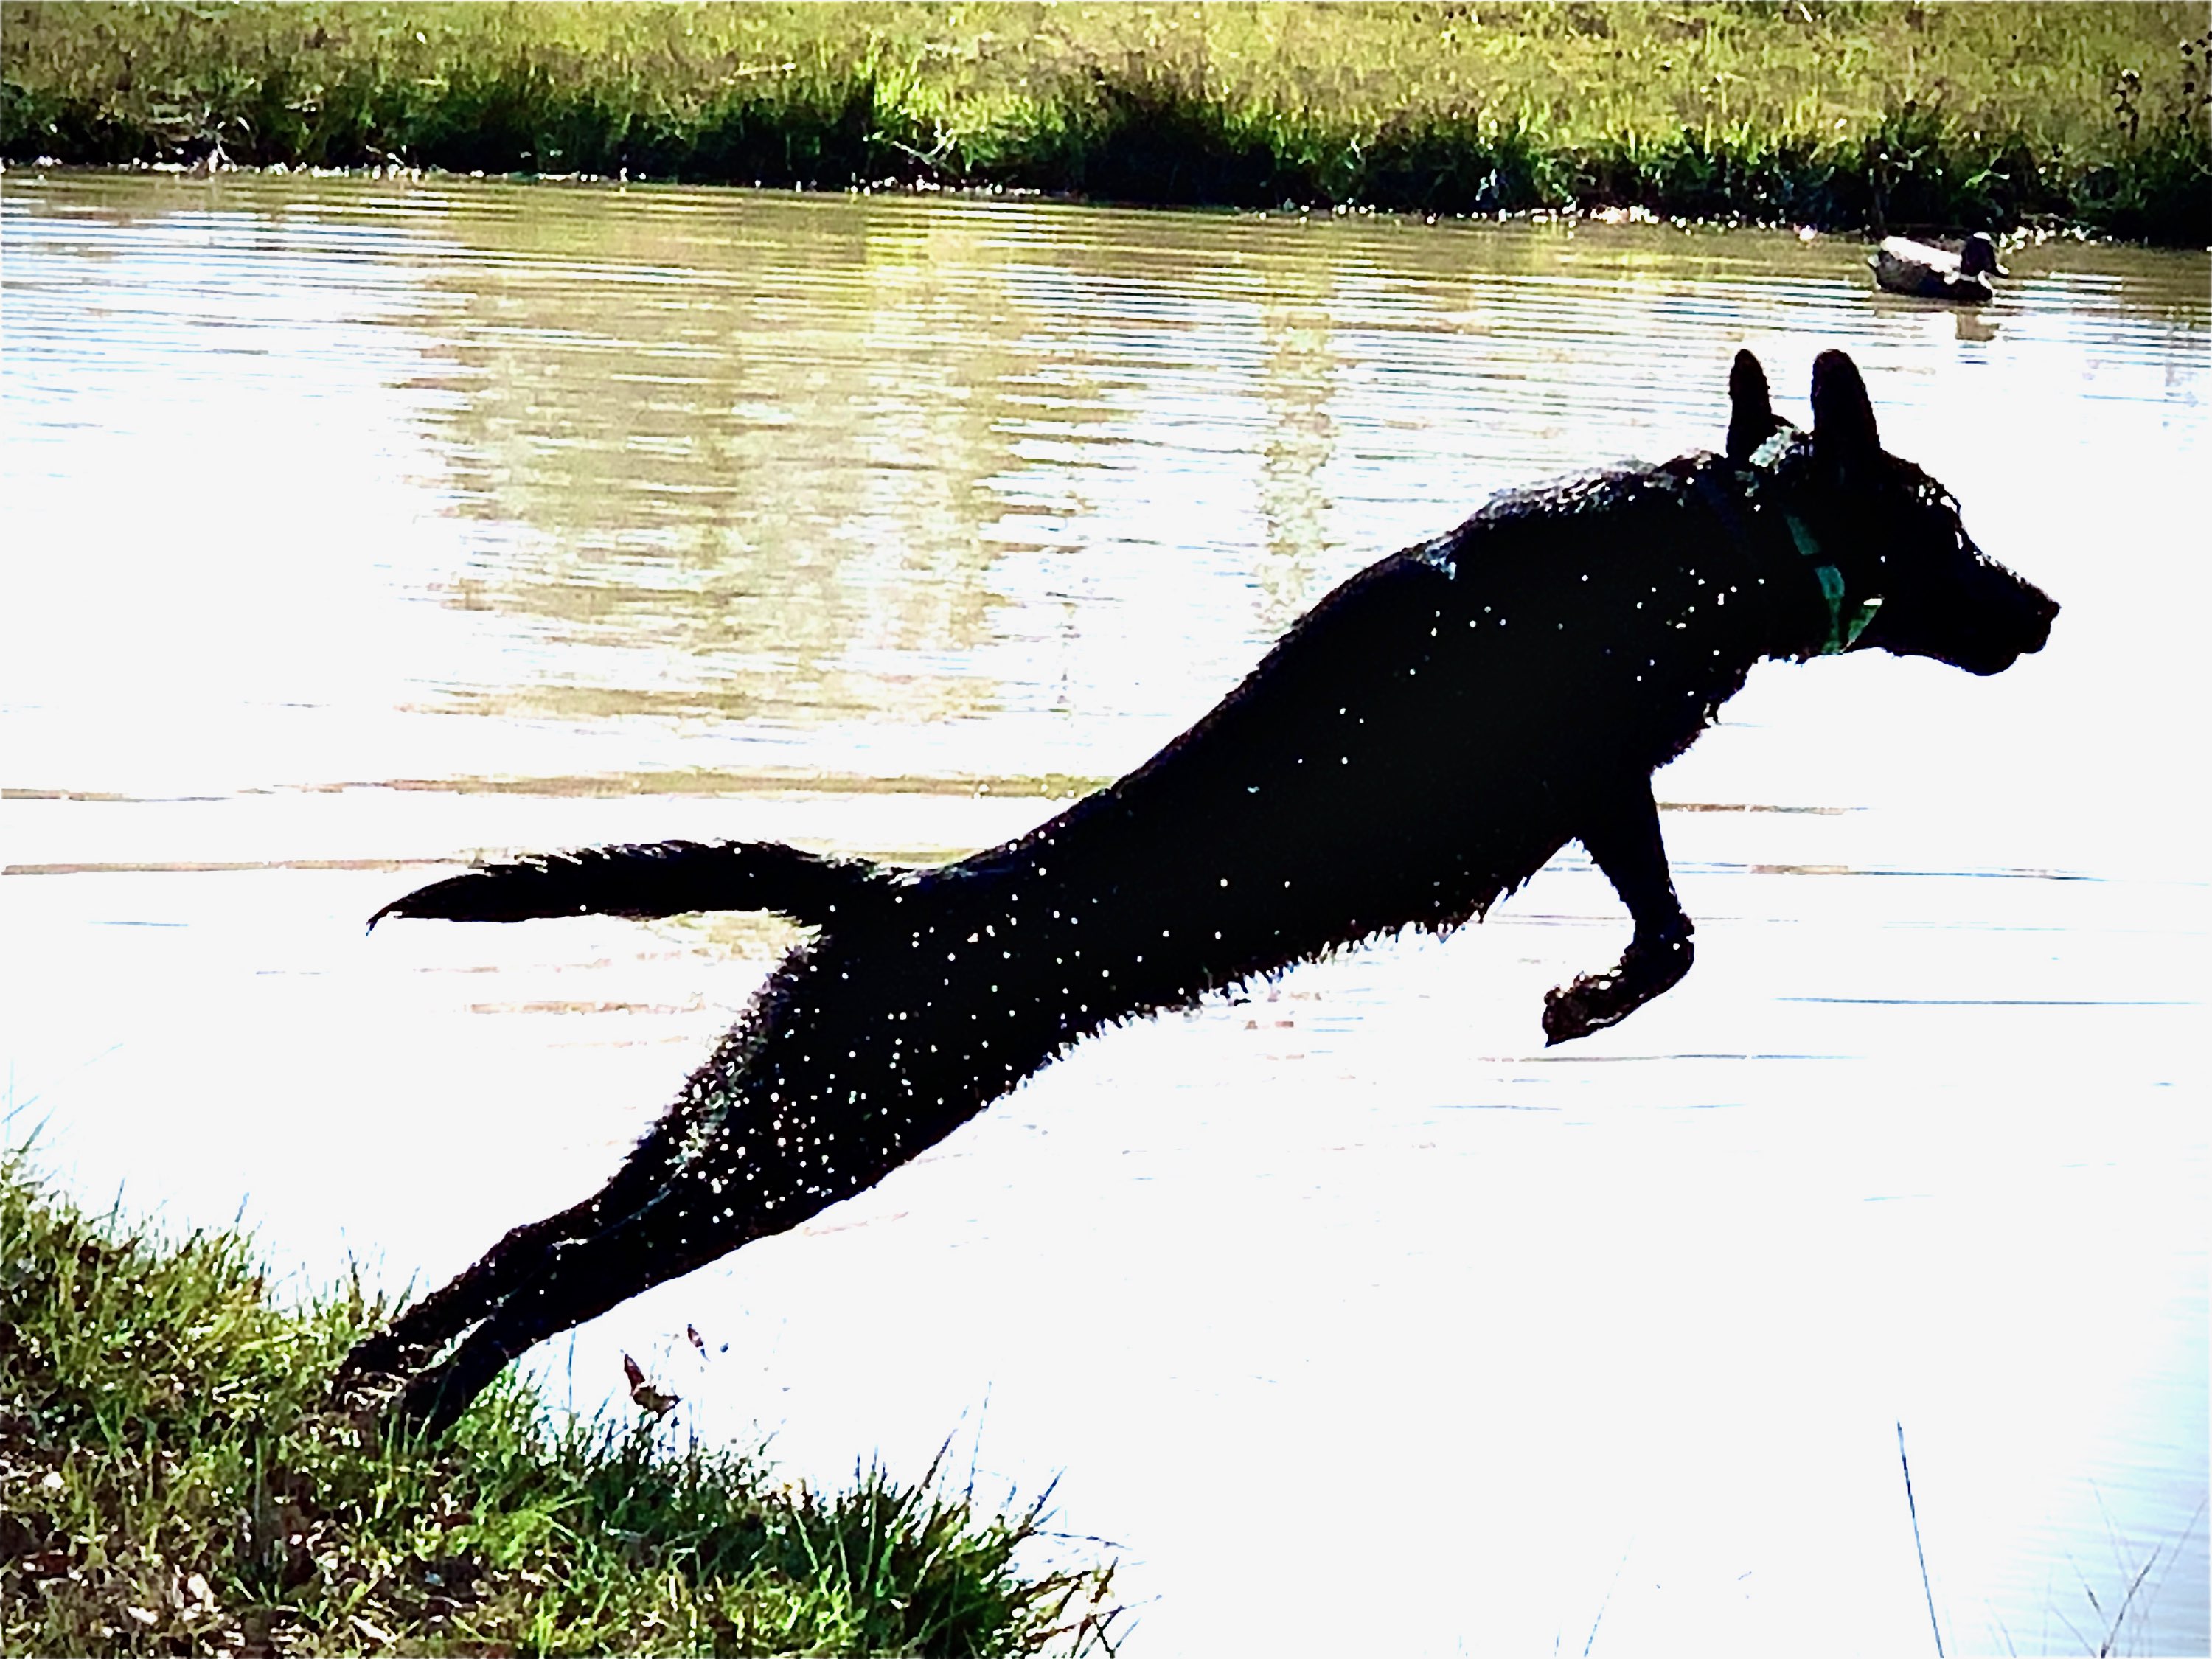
[1730,349,2058,676]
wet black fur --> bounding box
[336,350,2056,1436]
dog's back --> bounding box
[964,459,1778,994]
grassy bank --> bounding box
[1,2,2206,243]
[0,1158,1117,1656]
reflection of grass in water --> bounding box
[0,1155,1119,1657]
[2031,1495,2208,1658]
[2,2,2205,242]
[2057,1503,2208,1659]
[1896,1418,2208,1659]
[347,767,1115,801]
[1967,1516,2211,1658]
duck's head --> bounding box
[1959,233,2008,280]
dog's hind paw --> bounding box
[1541,933,1694,1045]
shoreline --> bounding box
[1,1155,1119,1656]
[4,2,2206,246]
[2,156,2197,257]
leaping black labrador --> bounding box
[337,349,2056,1436]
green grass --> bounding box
[1,2,2207,242]
[0,1155,1119,1656]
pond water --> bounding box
[4,171,2205,1657]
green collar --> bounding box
[1786,514,1881,654]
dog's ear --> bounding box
[1810,349,1882,459]
[1726,349,1780,462]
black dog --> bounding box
[336,349,2056,1436]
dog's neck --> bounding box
[1690,456,1879,661]
[1781,512,1882,655]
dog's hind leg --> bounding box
[331,1194,622,1399]
[1543,776,1695,1044]
[330,1150,688,1399]
[329,1068,731,1399]
[386,1186,749,1439]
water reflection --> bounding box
[11,174,2204,793]
[422,193,1018,731]
[3,171,2205,1658]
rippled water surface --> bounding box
[4,173,2205,1656]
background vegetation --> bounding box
[2,2,2207,243]
[1,1158,1118,1656]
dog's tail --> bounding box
[368,840,903,931]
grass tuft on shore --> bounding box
[1,2,2208,243]
[0,1155,1118,1656]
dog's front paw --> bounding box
[1541,975,1604,1045]
[1541,933,1694,1046]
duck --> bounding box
[1870,232,2008,303]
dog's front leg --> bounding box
[1543,777,1694,1044]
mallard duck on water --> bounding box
[1870,232,2008,303]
